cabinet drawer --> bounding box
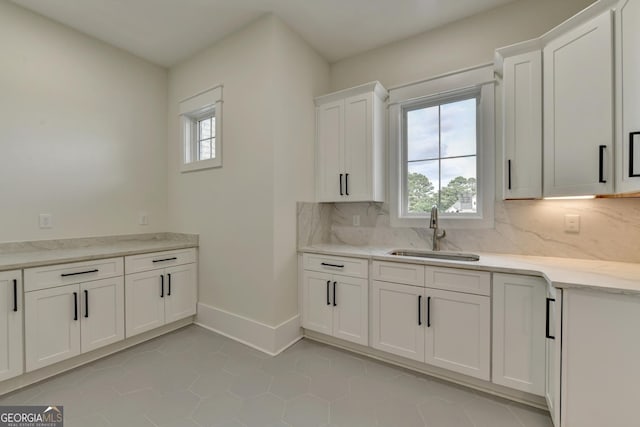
[425,267,491,296]
[125,248,197,274]
[372,261,425,286]
[302,253,368,279]
[24,258,124,292]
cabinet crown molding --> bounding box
[315,81,388,106]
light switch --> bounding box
[39,214,52,229]
[138,212,149,226]
[564,214,580,233]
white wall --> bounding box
[167,15,329,327]
[330,0,595,91]
[0,1,168,243]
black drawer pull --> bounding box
[427,296,431,328]
[153,257,177,263]
[61,269,98,277]
[13,279,18,312]
[339,174,344,196]
[326,280,331,306]
[418,295,422,326]
[546,297,556,340]
[160,275,164,298]
[84,290,89,318]
[321,262,344,268]
[507,159,512,190]
[599,145,607,183]
[73,292,78,321]
[630,132,640,177]
[168,273,172,296]
[345,173,349,196]
[333,282,337,307]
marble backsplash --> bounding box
[298,199,640,263]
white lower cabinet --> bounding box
[371,275,491,381]
[371,280,424,361]
[426,288,490,380]
[0,271,23,382]
[125,251,197,338]
[492,273,546,395]
[545,284,562,427]
[25,276,124,372]
[302,270,368,346]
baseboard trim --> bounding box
[195,302,301,356]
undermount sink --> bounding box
[388,249,480,262]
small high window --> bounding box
[179,85,223,172]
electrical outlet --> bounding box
[353,215,360,227]
[138,212,149,226]
[564,214,580,233]
[39,214,52,229]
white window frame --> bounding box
[179,85,223,172]
[389,65,495,229]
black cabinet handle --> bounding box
[333,282,337,307]
[73,292,78,321]
[13,279,18,312]
[630,132,640,177]
[339,174,344,196]
[160,275,164,298]
[345,173,349,196]
[153,257,177,263]
[599,145,607,183]
[168,273,172,296]
[546,297,556,340]
[507,159,512,190]
[326,280,331,306]
[418,295,422,326]
[61,269,98,277]
[321,262,344,268]
[427,296,431,328]
[84,290,89,318]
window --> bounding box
[405,94,478,215]
[389,65,495,229]
[179,85,223,172]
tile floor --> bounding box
[0,325,553,427]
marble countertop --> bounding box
[0,233,198,271]
[300,244,640,295]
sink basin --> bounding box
[388,249,480,262]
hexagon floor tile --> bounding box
[0,325,553,427]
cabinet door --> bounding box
[561,289,640,427]
[301,271,333,336]
[545,286,561,427]
[616,0,640,193]
[332,276,368,346]
[0,271,23,381]
[343,93,373,201]
[80,277,124,353]
[503,50,542,199]
[25,284,80,371]
[492,274,546,395]
[125,270,166,338]
[543,10,614,196]
[371,280,424,362]
[316,100,344,202]
[424,289,490,380]
[164,264,197,323]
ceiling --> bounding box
[12,0,516,67]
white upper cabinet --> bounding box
[315,82,387,202]
[615,0,640,193]
[543,10,614,197]
[500,50,542,199]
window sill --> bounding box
[180,157,221,173]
